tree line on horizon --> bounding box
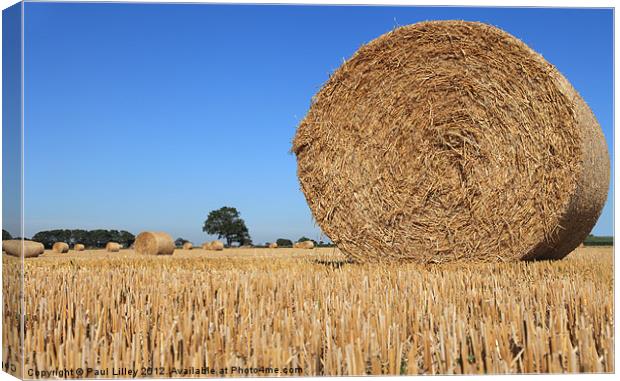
[14,226,611,250]
[2,206,336,249]
[30,229,135,249]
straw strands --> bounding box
[134,232,175,256]
[292,21,609,263]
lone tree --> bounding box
[2,229,13,240]
[203,207,252,247]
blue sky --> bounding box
[16,3,613,244]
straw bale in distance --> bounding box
[134,232,175,255]
[74,244,85,251]
[2,240,44,258]
[182,242,193,250]
[106,242,121,252]
[292,21,610,263]
[52,242,69,253]
[208,240,224,251]
[201,242,211,250]
[268,242,278,248]
[294,241,314,249]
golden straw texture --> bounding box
[2,240,44,258]
[201,240,225,251]
[294,241,315,249]
[105,242,121,252]
[292,21,610,263]
[208,240,224,251]
[134,232,175,255]
[52,242,69,254]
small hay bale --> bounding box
[2,240,44,258]
[268,242,278,248]
[292,21,610,263]
[134,232,175,255]
[74,244,85,251]
[294,241,314,249]
[52,242,69,253]
[201,242,211,250]
[106,242,121,252]
[208,240,224,251]
[182,242,193,250]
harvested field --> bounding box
[2,246,614,376]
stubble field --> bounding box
[2,246,614,377]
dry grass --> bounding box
[2,246,613,376]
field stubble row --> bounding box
[2,246,614,376]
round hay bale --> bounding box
[201,242,211,250]
[292,21,610,263]
[52,242,69,253]
[2,240,44,258]
[294,240,314,249]
[182,242,193,250]
[74,243,85,251]
[105,242,121,252]
[134,232,175,255]
[208,240,224,251]
[268,242,278,249]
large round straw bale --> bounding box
[268,242,278,248]
[292,21,610,263]
[105,242,121,252]
[74,243,85,251]
[208,240,224,251]
[2,240,44,258]
[52,242,69,253]
[182,242,193,250]
[134,232,175,255]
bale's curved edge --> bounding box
[524,74,610,260]
[292,20,610,263]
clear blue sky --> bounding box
[18,3,613,244]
